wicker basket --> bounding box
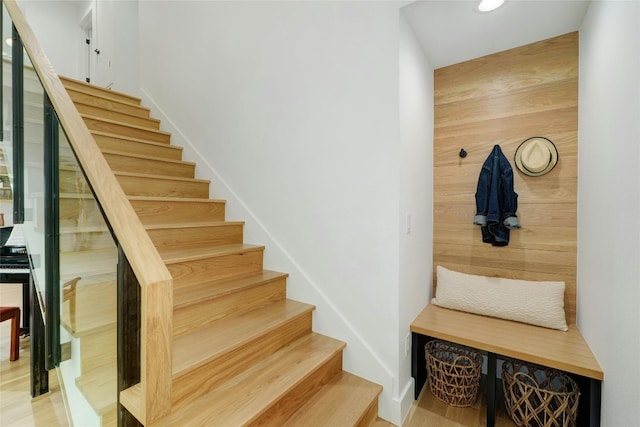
[425,340,482,407]
[502,359,580,427]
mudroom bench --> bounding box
[410,304,604,427]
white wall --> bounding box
[578,1,640,425]
[138,1,414,423]
[77,0,139,93]
[16,0,84,79]
[398,10,433,424]
[16,0,138,93]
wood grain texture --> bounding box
[81,115,171,144]
[411,305,603,380]
[433,32,579,324]
[4,1,174,422]
[64,86,151,118]
[92,132,184,160]
[145,221,245,251]
[281,371,382,427]
[59,76,142,105]
[74,102,160,129]
[129,196,226,224]
[103,151,196,178]
[150,333,346,427]
[115,172,210,199]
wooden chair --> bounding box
[0,306,21,361]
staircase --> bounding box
[60,76,387,426]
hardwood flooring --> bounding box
[0,336,69,427]
[404,380,516,427]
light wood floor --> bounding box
[404,380,516,427]
[0,335,69,427]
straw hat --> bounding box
[514,137,558,176]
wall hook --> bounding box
[459,148,467,158]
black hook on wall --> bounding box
[459,148,467,158]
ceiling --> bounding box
[402,0,591,69]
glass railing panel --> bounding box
[21,57,46,307]
[3,5,118,424]
[1,4,12,224]
[58,127,118,427]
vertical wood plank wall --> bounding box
[433,32,579,324]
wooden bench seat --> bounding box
[410,304,604,427]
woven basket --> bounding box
[502,359,580,427]
[425,340,482,407]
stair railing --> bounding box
[4,1,173,424]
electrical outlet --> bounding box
[404,332,411,357]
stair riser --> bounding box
[76,374,117,420]
[67,88,151,119]
[60,252,118,286]
[61,197,107,228]
[60,169,92,194]
[130,199,226,225]
[61,78,141,105]
[24,102,43,119]
[61,230,113,253]
[60,278,116,337]
[75,103,160,130]
[104,152,195,178]
[78,327,116,375]
[93,134,183,160]
[83,117,170,144]
[252,353,343,426]
[168,249,264,288]
[148,224,243,251]
[171,311,313,410]
[356,400,380,427]
[173,278,287,338]
[116,175,209,199]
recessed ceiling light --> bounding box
[478,0,505,12]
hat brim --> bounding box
[514,137,558,177]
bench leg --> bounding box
[590,378,602,427]
[486,352,497,427]
[411,332,428,399]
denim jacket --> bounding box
[473,145,521,246]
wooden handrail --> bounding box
[4,1,172,423]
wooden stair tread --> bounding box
[76,365,117,413]
[145,220,243,230]
[80,113,171,134]
[160,243,264,264]
[65,86,152,118]
[74,102,160,129]
[127,195,225,204]
[173,270,288,309]
[101,149,196,167]
[91,130,183,151]
[153,333,345,427]
[60,248,118,281]
[282,371,382,427]
[128,197,227,224]
[172,298,314,376]
[59,225,109,234]
[113,170,209,184]
[60,280,116,336]
[60,76,142,106]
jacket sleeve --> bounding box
[500,166,521,229]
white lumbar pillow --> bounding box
[432,265,568,331]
